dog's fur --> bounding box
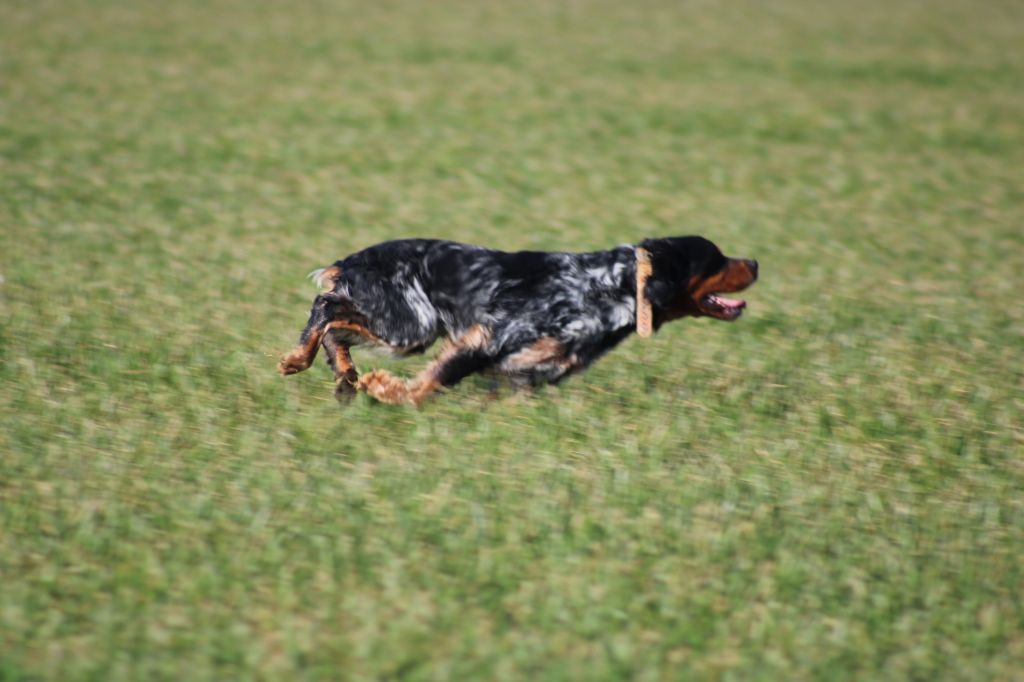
[279,237,758,405]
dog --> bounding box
[278,237,758,405]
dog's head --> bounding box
[639,236,758,327]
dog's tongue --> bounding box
[711,295,746,310]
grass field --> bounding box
[2,0,1023,679]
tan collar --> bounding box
[635,247,653,337]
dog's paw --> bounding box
[334,376,358,403]
[356,369,388,390]
[357,370,412,405]
[278,350,311,375]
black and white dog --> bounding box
[279,237,758,405]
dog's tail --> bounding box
[308,264,342,291]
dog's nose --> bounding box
[748,259,759,278]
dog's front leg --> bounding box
[357,325,494,406]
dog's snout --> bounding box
[748,259,759,279]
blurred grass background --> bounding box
[2,0,1023,679]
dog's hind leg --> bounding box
[278,288,363,376]
[278,325,324,375]
[278,296,331,376]
[321,330,359,402]
[278,267,350,376]
[358,325,493,406]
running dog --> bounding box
[279,237,758,405]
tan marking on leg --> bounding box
[322,319,387,346]
[280,315,384,376]
[402,323,492,404]
[356,324,491,406]
[456,324,491,351]
[322,333,359,401]
[335,346,359,392]
[278,329,323,375]
[503,337,568,370]
[406,379,441,406]
[333,344,356,378]
[357,369,414,405]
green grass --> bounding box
[2,0,1023,679]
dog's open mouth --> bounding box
[701,293,747,320]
